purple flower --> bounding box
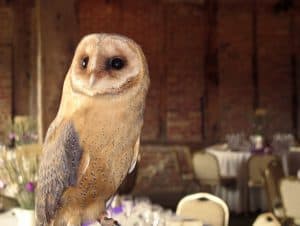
[8,132,17,140]
[29,133,38,140]
[25,182,35,192]
[82,221,94,226]
[0,180,6,189]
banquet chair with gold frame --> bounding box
[192,151,236,193]
[192,152,220,188]
[280,177,300,225]
[263,159,285,218]
[176,192,229,226]
[252,212,281,226]
[248,154,279,187]
[247,154,278,212]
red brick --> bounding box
[217,3,254,137]
[257,2,293,135]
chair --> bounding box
[192,152,220,188]
[252,212,281,226]
[248,154,278,187]
[193,151,237,193]
[280,177,300,225]
[247,154,278,212]
[0,195,19,211]
[263,160,285,218]
[176,192,229,226]
[287,152,300,176]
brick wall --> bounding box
[79,0,163,141]
[77,0,300,145]
[257,1,293,135]
[0,7,13,44]
[165,4,204,143]
[218,1,254,138]
[79,0,204,145]
[0,0,299,145]
[121,0,165,141]
[295,2,300,138]
[293,4,300,136]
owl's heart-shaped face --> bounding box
[70,34,143,96]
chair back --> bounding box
[280,178,300,221]
[287,152,300,176]
[192,152,220,186]
[252,212,281,226]
[248,154,278,187]
[176,192,229,226]
[264,160,284,215]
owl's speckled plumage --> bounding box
[36,33,149,226]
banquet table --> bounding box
[206,144,268,213]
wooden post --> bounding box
[203,0,219,143]
[0,6,13,140]
[36,0,78,142]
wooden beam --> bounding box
[203,0,219,143]
[36,0,78,142]
[291,8,298,138]
[252,0,259,110]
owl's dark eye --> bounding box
[107,57,125,70]
[81,56,89,69]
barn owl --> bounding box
[36,33,149,226]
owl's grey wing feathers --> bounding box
[36,120,82,225]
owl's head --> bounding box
[69,33,148,96]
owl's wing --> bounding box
[36,120,82,225]
[128,136,140,173]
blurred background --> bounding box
[0,0,300,225]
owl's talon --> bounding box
[98,216,120,226]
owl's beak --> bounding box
[89,74,96,88]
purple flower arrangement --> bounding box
[0,144,41,209]
[4,116,38,148]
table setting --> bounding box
[0,195,205,226]
[205,132,300,213]
[106,195,204,226]
[206,133,253,213]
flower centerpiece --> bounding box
[6,116,38,147]
[0,116,41,210]
[250,108,269,153]
[0,145,41,209]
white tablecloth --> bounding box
[207,146,251,177]
[0,210,18,226]
[206,145,268,213]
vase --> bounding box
[250,135,264,150]
[12,208,35,226]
